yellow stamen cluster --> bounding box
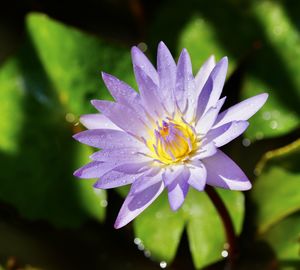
[147,118,197,164]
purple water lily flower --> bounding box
[74,42,268,229]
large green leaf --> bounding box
[150,0,300,140]
[133,191,185,262]
[252,139,300,234]
[0,13,134,227]
[262,212,300,269]
[133,188,244,269]
[243,0,300,140]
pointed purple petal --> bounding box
[113,161,153,174]
[157,41,176,112]
[130,169,162,194]
[205,121,249,147]
[190,142,217,160]
[74,161,118,179]
[73,129,144,149]
[214,93,269,127]
[114,181,164,229]
[187,164,207,191]
[80,114,121,130]
[101,72,141,107]
[165,166,190,211]
[162,166,183,187]
[196,97,226,134]
[133,66,164,117]
[131,46,159,85]
[91,100,149,137]
[194,55,215,97]
[94,170,142,189]
[196,57,228,121]
[175,49,195,113]
[90,148,149,162]
[202,150,251,190]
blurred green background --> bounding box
[0,0,299,269]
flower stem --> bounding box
[205,186,238,269]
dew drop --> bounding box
[138,243,145,251]
[272,110,280,118]
[242,138,251,147]
[270,120,278,130]
[144,250,151,258]
[134,237,142,245]
[65,113,75,123]
[138,42,148,52]
[160,261,167,268]
[100,199,108,208]
[255,131,264,140]
[221,250,229,258]
[223,243,230,249]
[262,111,271,120]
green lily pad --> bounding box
[252,139,300,234]
[262,212,300,269]
[0,13,134,227]
[243,0,300,140]
[133,191,185,262]
[133,188,244,269]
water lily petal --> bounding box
[194,55,215,97]
[73,129,144,149]
[74,161,117,179]
[114,181,164,229]
[113,161,154,174]
[80,114,121,130]
[190,142,217,160]
[90,148,150,162]
[187,164,207,191]
[91,100,149,137]
[203,150,251,190]
[165,166,190,211]
[175,48,195,113]
[214,93,269,127]
[130,169,163,194]
[157,41,176,112]
[94,170,142,189]
[131,46,159,85]
[205,121,249,147]
[196,96,226,134]
[134,66,165,118]
[196,57,228,120]
[101,72,141,107]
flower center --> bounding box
[147,118,197,164]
